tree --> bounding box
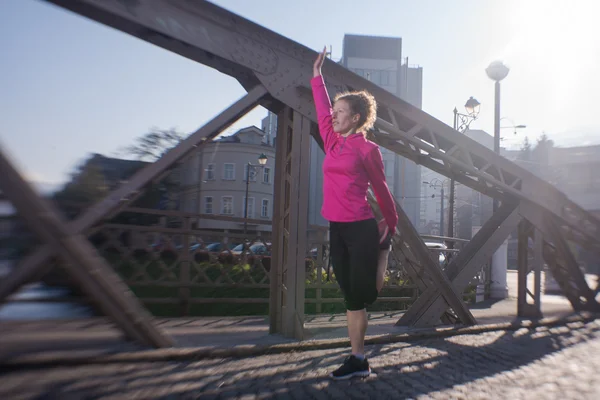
[117,128,186,218]
[532,133,554,166]
[517,136,532,161]
[119,128,185,161]
[53,162,109,219]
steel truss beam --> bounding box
[26,0,600,329]
[517,219,543,318]
[0,148,173,348]
[367,192,476,325]
[398,201,521,327]
[41,0,600,254]
[520,202,600,312]
[269,107,312,339]
[0,87,267,324]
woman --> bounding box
[312,47,398,380]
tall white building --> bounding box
[340,34,424,228]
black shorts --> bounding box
[329,218,380,311]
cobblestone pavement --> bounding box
[2,319,600,399]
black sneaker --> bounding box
[329,355,371,380]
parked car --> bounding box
[218,241,268,264]
[425,242,448,266]
[218,241,315,272]
[192,242,239,263]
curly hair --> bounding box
[334,90,378,134]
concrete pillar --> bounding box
[490,239,509,299]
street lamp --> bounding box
[486,60,510,214]
[454,97,481,133]
[486,60,510,300]
[486,61,509,157]
[423,179,448,237]
[449,96,480,246]
[243,153,268,235]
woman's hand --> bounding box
[313,46,327,77]
[377,219,390,244]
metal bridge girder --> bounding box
[42,0,600,253]
[4,0,595,335]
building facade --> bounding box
[178,126,276,233]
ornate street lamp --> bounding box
[449,96,481,244]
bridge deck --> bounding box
[0,273,585,364]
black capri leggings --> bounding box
[329,218,381,311]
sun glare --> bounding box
[503,0,599,117]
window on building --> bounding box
[263,167,271,183]
[221,196,233,215]
[370,70,381,85]
[243,197,255,218]
[223,163,235,180]
[206,164,215,180]
[380,70,390,85]
[204,196,213,214]
[261,199,269,218]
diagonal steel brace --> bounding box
[0,148,173,348]
[368,190,476,326]
[398,201,520,327]
[0,85,268,304]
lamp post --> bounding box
[449,96,480,246]
[243,153,268,235]
[486,60,510,299]
[423,179,448,236]
[486,61,510,211]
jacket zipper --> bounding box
[338,136,347,154]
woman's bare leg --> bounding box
[376,248,390,293]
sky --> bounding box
[1,0,599,190]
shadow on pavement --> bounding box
[2,318,598,399]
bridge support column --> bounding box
[269,107,311,340]
[490,238,509,299]
[520,202,600,312]
[517,218,543,318]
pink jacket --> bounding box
[311,75,398,232]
